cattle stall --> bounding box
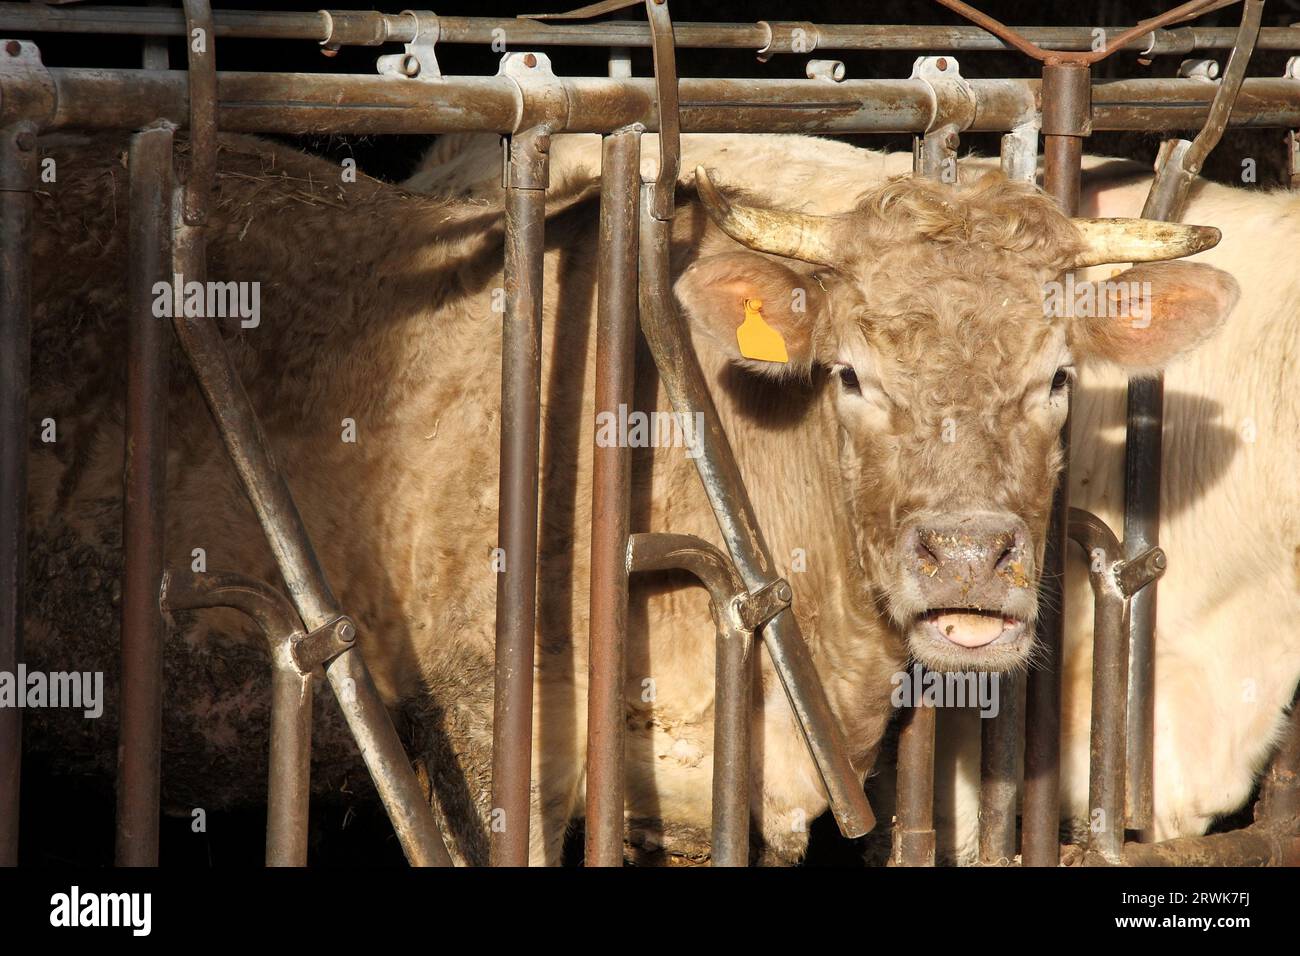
[0,0,1296,870]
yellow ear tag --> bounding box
[736,298,789,364]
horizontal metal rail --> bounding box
[6,68,1300,135]
[3,6,1300,55]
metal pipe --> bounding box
[1067,508,1129,864]
[637,185,875,840]
[114,124,174,868]
[1258,689,1300,825]
[627,533,753,867]
[978,675,1021,864]
[490,126,550,868]
[1124,0,1262,837]
[892,701,936,866]
[584,124,641,868]
[159,569,312,867]
[6,6,1300,54]
[170,307,451,867]
[0,119,36,868]
[1022,58,1090,870]
[11,70,1300,137]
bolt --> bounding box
[15,131,35,152]
[935,57,948,71]
[4,40,20,56]
[1151,549,1167,571]
[337,620,356,643]
[523,53,537,68]
[774,582,793,604]
[944,131,959,150]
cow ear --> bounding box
[673,252,826,379]
[1071,261,1238,375]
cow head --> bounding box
[675,167,1238,672]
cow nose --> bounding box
[900,513,1033,608]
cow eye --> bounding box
[838,366,861,393]
[1051,367,1073,391]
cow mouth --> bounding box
[913,608,1027,651]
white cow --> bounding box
[409,132,1300,860]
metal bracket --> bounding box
[0,39,56,130]
[496,50,566,139]
[1114,546,1167,599]
[734,578,793,632]
[377,10,441,79]
[805,59,845,83]
[910,56,976,135]
[291,615,358,673]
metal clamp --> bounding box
[734,578,793,631]
[291,614,358,673]
[805,59,845,83]
[377,10,441,79]
[0,40,56,131]
[1177,58,1220,81]
[496,50,566,139]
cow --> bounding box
[20,130,1235,864]
[414,131,1300,861]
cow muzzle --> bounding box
[895,512,1036,670]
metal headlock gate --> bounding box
[0,0,1297,868]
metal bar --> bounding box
[7,6,1300,54]
[160,570,312,867]
[626,533,753,866]
[114,124,174,868]
[637,186,875,841]
[584,124,640,868]
[179,0,215,228]
[1124,0,1262,838]
[1022,59,1090,870]
[170,311,452,867]
[1068,508,1129,864]
[978,675,1021,864]
[11,70,1300,137]
[490,126,550,868]
[1258,689,1300,825]
[0,119,36,868]
[892,701,936,866]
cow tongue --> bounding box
[930,611,1006,648]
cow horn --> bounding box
[694,166,841,266]
[1071,218,1222,267]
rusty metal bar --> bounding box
[160,570,312,867]
[10,68,1300,137]
[1259,690,1300,825]
[8,6,1300,54]
[1125,0,1262,838]
[1067,509,1129,864]
[114,124,174,868]
[0,118,37,868]
[892,701,937,866]
[627,533,753,867]
[978,676,1021,864]
[1021,59,1090,870]
[584,124,641,868]
[637,186,875,842]
[490,125,550,868]
[170,310,452,866]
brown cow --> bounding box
[21,132,1235,863]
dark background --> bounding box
[7,1,1291,865]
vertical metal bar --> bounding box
[637,187,875,840]
[978,674,1021,864]
[0,121,37,868]
[584,125,640,868]
[1068,509,1128,864]
[170,315,452,867]
[891,700,936,866]
[491,126,550,867]
[115,125,174,867]
[711,622,751,867]
[1022,60,1088,868]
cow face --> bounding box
[675,169,1238,672]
